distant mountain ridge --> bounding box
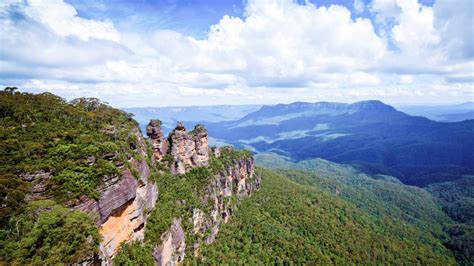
[241,100,396,119]
[125,104,261,133]
[397,102,474,122]
[199,100,474,187]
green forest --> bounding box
[253,152,473,264]
[0,90,138,263]
[197,168,455,264]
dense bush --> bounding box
[197,168,455,264]
[113,242,154,265]
[426,176,474,264]
[0,90,138,201]
[256,153,473,264]
[0,200,100,264]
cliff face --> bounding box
[169,122,209,175]
[153,135,260,265]
[153,218,186,265]
[146,119,169,161]
[75,129,158,263]
[86,121,257,265]
[21,119,257,265]
[195,155,258,246]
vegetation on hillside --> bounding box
[0,89,139,263]
[426,176,474,263]
[198,168,455,264]
[1,90,138,212]
[0,200,100,264]
[256,152,473,264]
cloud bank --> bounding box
[0,0,472,106]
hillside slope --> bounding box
[198,168,455,264]
[0,91,151,263]
[256,152,473,264]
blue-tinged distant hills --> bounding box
[124,105,261,133]
[197,100,474,187]
[397,102,474,122]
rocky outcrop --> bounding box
[75,129,158,263]
[195,156,258,247]
[20,170,52,201]
[146,119,169,161]
[192,124,210,168]
[153,218,186,266]
[154,153,259,265]
[65,120,254,265]
[169,122,209,174]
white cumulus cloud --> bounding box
[0,0,472,106]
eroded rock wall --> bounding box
[153,218,186,266]
[153,155,259,265]
[146,119,169,161]
[70,121,254,265]
[169,122,209,175]
[196,156,258,247]
[75,129,158,263]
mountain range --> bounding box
[125,105,261,133]
[194,100,474,187]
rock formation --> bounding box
[194,155,258,250]
[153,149,259,265]
[153,218,186,265]
[146,119,169,161]
[75,129,158,263]
[169,122,209,174]
[20,170,52,201]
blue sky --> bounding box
[67,0,435,38]
[67,0,245,38]
[0,0,472,107]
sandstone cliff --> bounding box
[146,119,169,161]
[75,128,158,263]
[150,124,260,266]
[169,122,209,174]
[92,122,257,265]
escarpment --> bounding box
[146,122,260,265]
[17,118,256,265]
[1,93,163,265]
[74,128,158,263]
[193,153,258,246]
[71,120,257,265]
[2,90,258,265]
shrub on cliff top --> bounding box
[0,200,100,264]
[113,242,154,265]
[0,90,137,202]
